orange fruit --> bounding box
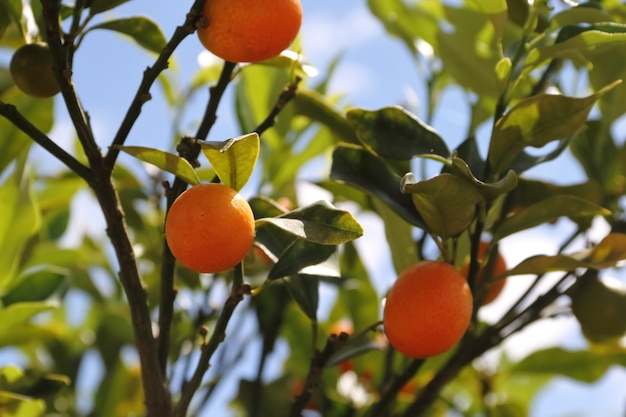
[461,241,507,305]
[165,183,255,273]
[197,0,302,63]
[383,261,473,359]
[10,42,60,98]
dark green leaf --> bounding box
[347,106,449,159]
[402,173,483,238]
[89,0,132,14]
[87,17,166,54]
[284,275,319,321]
[330,146,425,228]
[257,200,363,245]
[291,88,360,145]
[488,81,620,175]
[268,240,337,280]
[0,302,57,345]
[1,268,66,306]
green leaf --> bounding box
[487,81,620,175]
[347,106,449,159]
[89,0,132,14]
[0,392,45,417]
[512,347,626,383]
[251,50,319,78]
[372,198,418,274]
[0,89,54,173]
[0,302,57,345]
[402,173,483,238]
[114,145,200,185]
[268,240,337,280]
[501,233,626,276]
[367,0,442,54]
[257,200,363,245]
[0,168,41,294]
[331,242,380,330]
[1,268,66,306]
[446,157,518,201]
[284,275,319,321]
[200,133,259,191]
[291,89,360,145]
[86,17,166,54]
[330,146,425,228]
[493,195,610,240]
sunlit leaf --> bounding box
[513,347,626,383]
[257,200,363,245]
[86,17,166,54]
[494,195,610,240]
[0,168,41,294]
[589,233,626,266]
[0,391,45,417]
[251,50,319,78]
[347,106,449,159]
[200,133,259,191]
[114,145,200,185]
[402,173,483,238]
[488,81,620,175]
[0,302,57,345]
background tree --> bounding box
[1,0,626,416]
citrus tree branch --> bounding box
[174,274,251,417]
[103,0,208,172]
[0,101,91,180]
[157,60,237,376]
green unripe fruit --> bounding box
[570,269,626,342]
[10,42,60,98]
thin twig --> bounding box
[103,0,208,172]
[174,266,251,417]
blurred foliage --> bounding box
[1,0,626,416]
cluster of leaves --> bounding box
[1,0,626,417]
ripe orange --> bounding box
[10,42,60,98]
[197,0,302,63]
[461,241,507,305]
[165,183,255,273]
[383,261,473,359]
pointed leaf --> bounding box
[488,81,621,175]
[493,195,610,240]
[447,157,518,201]
[114,146,200,185]
[284,276,318,321]
[1,268,66,306]
[268,240,337,280]
[89,0,132,14]
[200,133,259,191]
[0,169,41,294]
[347,106,449,159]
[86,17,166,54]
[257,200,363,245]
[402,173,483,238]
[0,302,57,345]
[330,146,425,227]
[513,348,626,383]
[291,89,360,145]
